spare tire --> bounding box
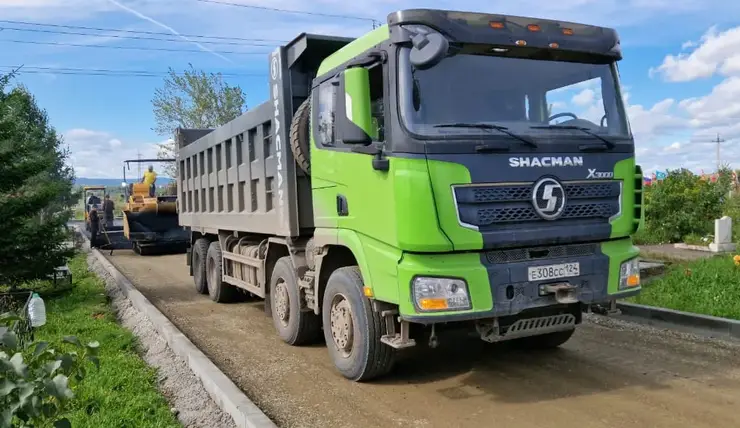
[290,98,311,175]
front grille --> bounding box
[454,180,621,228]
[485,243,597,264]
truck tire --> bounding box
[322,266,396,381]
[206,241,239,303]
[192,239,209,294]
[511,328,575,350]
[290,97,311,175]
[269,256,321,345]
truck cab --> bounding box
[306,10,641,333]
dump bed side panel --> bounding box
[176,91,299,237]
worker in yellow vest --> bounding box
[142,165,157,197]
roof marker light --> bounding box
[489,21,505,29]
[527,24,541,32]
[562,28,574,35]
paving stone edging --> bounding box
[76,227,277,428]
[615,302,740,341]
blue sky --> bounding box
[2,0,740,178]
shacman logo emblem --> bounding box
[531,177,567,220]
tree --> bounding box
[151,63,246,176]
[0,73,77,288]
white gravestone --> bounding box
[709,216,736,252]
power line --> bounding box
[0,19,287,42]
[194,0,379,23]
[0,26,278,47]
[0,39,270,54]
[0,65,264,78]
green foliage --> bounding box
[0,73,77,288]
[151,63,246,176]
[630,255,740,320]
[40,255,179,428]
[0,312,100,428]
[639,168,733,244]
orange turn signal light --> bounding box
[419,298,448,310]
[489,21,505,29]
[515,40,527,46]
[626,274,640,287]
[549,42,559,49]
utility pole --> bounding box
[136,150,142,178]
[711,133,726,172]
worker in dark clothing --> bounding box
[89,206,100,248]
[102,194,115,229]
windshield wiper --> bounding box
[434,123,538,148]
[530,125,615,149]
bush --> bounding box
[0,312,99,428]
[639,168,732,244]
[722,193,740,243]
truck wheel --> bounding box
[290,98,311,175]
[322,266,396,381]
[511,329,575,350]
[269,256,320,345]
[206,241,239,303]
[192,239,209,294]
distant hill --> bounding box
[75,177,174,187]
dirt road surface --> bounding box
[104,250,740,428]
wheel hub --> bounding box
[274,280,290,326]
[330,296,353,357]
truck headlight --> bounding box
[412,276,471,312]
[619,258,640,290]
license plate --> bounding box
[528,262,580,282]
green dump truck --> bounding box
[175,9,644,382]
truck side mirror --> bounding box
[335,67,373,145]
[409,30,448,70]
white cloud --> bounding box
[572,89,595,106]
[627,98,685,141]
[678,77,740,129]
[63,128,169,178]
[663,141,682,152]
[650,25,740,82]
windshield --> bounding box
[398,47,631,140]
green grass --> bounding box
[630,255,740,320]
[34,254,180,428]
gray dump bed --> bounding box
[176,34,353,238]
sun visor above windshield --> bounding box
[387,9,621,60]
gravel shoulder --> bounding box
[105,250,740,428]
[88,253,235,428]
